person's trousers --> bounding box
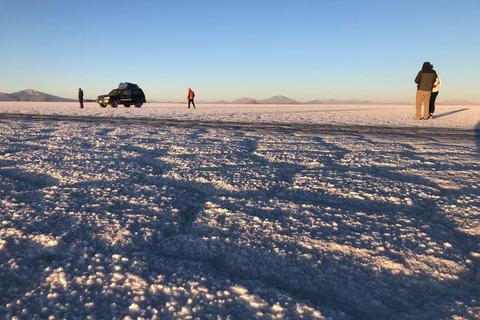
[429,91,439,115]
[188,99,195,109]
[415,90,431,118]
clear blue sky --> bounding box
[1,0,479,103]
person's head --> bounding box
[79,88,82,90]
[188,88,191,91]
[422,62,432,71]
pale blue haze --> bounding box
[1,0,479,102]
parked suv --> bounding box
[96,83,146,108]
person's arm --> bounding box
[414,71,422,84]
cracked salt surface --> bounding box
[0,102,479,319]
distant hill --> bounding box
[231,97,257,104]
[231,96,299,104]
[257,95,299,104]
[0,89,75,102]
[230,96,407,105]
[0,92,16,101]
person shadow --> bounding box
[434,108,469,119]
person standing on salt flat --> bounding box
[428,65,441,119]
[78,88,84,109]
[414,62,437,120]
[187,88,196,109]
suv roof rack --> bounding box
[118,82,139,89]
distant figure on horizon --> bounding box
[428,64,441,119]
[78,88,84,109]
[414,62,437,120]
[187,88,196,109]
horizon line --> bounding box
[1,89,479,105]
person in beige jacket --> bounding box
[428,66,441,119]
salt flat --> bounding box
[1,102,479,130]
[1,102,479,319]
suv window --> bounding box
[109,89,120,95]
[133,89,142,95]
[123,89,132,96]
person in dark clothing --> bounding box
[414,62,437,120]
[78,88,84,109]
[187,88,196,109]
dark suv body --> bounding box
[96,85,146,108]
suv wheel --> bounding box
[99,103,107,108]
[124,104,131,108]
[110,100,119,108]
[134,101,142,108]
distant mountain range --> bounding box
[209,95,411,105]
[0,90,477,105]
[0,89,75,102]
[229,95,300,104]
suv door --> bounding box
[131,89,141,102]
[120,89,132,105]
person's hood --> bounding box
[422,62,432,72]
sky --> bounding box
[1,0,479,103]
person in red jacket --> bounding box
[187,88,196,109]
